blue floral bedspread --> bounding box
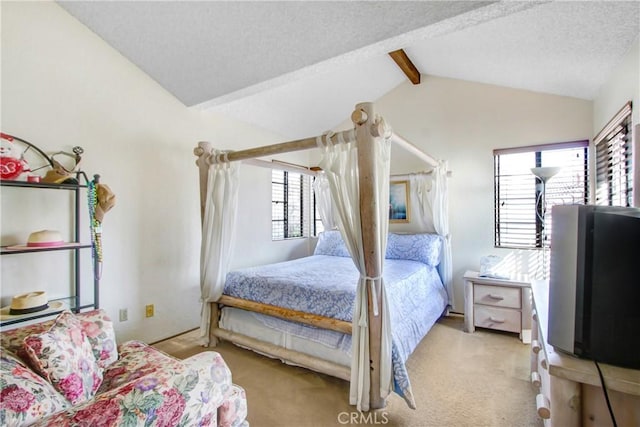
[223,254,448,406]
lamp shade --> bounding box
[531,167,561,183]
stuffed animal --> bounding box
[0,134,31,181]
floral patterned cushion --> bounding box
[0,309,118,371]
[0,319,55,361]
[0,350,70,427]
[77,309,118,369]
[21,311,103,405]
[100,341,184,392]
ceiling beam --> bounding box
[388,49,421,85]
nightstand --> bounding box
[463,270,531,343]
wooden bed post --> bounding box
[193,141,219,346]
[353,102,386,410]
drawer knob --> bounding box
[536,393,551,419]
[489,316,505,323]
[531,371,541,388]
[488,294,505,300]
[531,339,541,354]
[532,309,538,321]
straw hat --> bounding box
[27,230,64,247]
[6,230,77,251]
[0,291,64,319]
[94,183,116,223]
[41,160,79,184]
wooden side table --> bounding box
[463,270,532,344]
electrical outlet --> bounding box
[145,304,154,318]
[119,308,128,322]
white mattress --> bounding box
[219,306,351,367]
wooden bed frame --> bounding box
[194,102,441,409]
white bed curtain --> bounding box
[317,130,393,412]
[199,154,240,346]
[394,168,453,307]
[312,172,336,230]
[426,161,453,306]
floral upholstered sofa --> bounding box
[0,309,247,426]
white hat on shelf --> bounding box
[0,291,65,319]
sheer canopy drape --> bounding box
[199,156,240,345]
[317,130,393,412]
[393,169,453,306]
[426,161,452,306]
[312,172,336,230]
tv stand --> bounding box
[530,279,640,426]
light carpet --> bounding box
[153,314,542,427]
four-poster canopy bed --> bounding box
[193,102,452,412]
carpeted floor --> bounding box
[153,314,543,427]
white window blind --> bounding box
[272,170,316,240]
[312,176,324,236]
[594,102,633,207]
[494,141,589,248]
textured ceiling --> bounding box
[58,1,492,105]
[406,1,640,100]
[58,1,639,139]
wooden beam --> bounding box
[218,295,352,334]
[241,158,317,176]
[195,129,353,165]
[388,49,421,85]
[390,132,438,167]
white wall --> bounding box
[592,37,639,207]
[0,1,308,342]
[373,77,593,311]
[593,38,639,134]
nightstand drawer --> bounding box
[473,284,521,308]
[474,305,521,333]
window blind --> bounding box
[312,176,324,236]
[494,141,588,248]
[272,170,313,240]
[594,102,633,207]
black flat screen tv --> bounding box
[547,204,640,369]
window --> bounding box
[272,170,320,240]
[312,177,324,236]
[594,102,633,207]
[494,141,589,248]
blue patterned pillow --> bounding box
[386,233,442,266]
[313,230,351,257]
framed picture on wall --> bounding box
[389,180,410,223]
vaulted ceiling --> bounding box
[58,1,640,139]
